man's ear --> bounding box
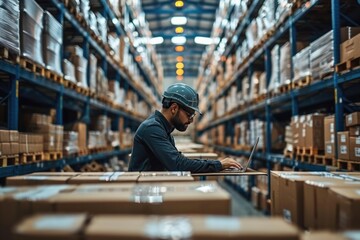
[170,103,178,114]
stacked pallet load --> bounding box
[0,130,20,166]
[0,0,20,61]
[25,113,63,160]
[20,0,44,71]
[336,32,360,73]
[337,112,360,171]
[65,45,89,93]
[42,11,63,81]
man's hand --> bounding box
[219,157,243,170]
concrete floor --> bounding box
[219,180,266,217]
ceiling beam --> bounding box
[144,8,216,15]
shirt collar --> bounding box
[155,110,174,134]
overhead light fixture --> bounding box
[175,46,184,52]
[176,62,184,69]
[176,75,184,81]
[176,56,184,62]
[150,37,164,45]
[175,27,184,34]
[194,36,213,45]
[171,36,186,45]
[175,0,184,8]
[171,16,187,25]
[176,69,184,75]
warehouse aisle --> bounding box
[219,180,265,217]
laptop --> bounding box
[221,136,260,173]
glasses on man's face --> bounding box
[180,107,196,120]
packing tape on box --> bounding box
[13,185,68,201]
[145,217,192,239]
[34,216,80,230]
[132,186,164,203]
[205,216,240,231]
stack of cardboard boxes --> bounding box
[271,171,360,230]
[338,112,360,161]
[0,130,20,158]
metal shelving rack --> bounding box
[196,0,360,198]
[0,0,161,178]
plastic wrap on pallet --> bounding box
[79,0,90,24]
[268,45,280,92]
[0,0,20,54]
[89,53,97,92]
[43,11,63,75]
[96,12,107,43]
[20,0,44,66]
[249,71,262,101]
[63,59,76,83]
[88,131,107,148]
[259,72,267,95]
[280,42,291,85]
[293,45,311,80]
[108,32,120,62]
[66,45,88,88]
[96,67,108,96]
[241,76,249,103]
[88,11,99,36]
[245,20,258,49]
[63,131,79,155]
[275,0,292,25]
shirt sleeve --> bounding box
[141,124,222,173]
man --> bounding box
[129,83,242,173]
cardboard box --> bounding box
[84,215,299,240]
[1,143,11,155]
[277,173,336,228]
[0,130,9,142]
[68,172,139,184]
[337,131,350,160]
[6,175,71,186]
[270,171,331,217]
[328,187,360,230]
[72,122,87,149]
[349,126,360,136]
[349,137,360,161]
[251,186,261,209]
[10,142,19,154]
[301,232,349,240]
[14,214,88,240]
[346,112,360,127]
[305,114,325,149]
[340,33,360,62]
[298,116,306,148]
[9,130,19,142]
[303,177,353,230]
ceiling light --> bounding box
[194,36,213,45]
[171,36,186,45]
[176,69,184,75]
[176,62,184,69]
[176,56,184,62]
[171,16,187,25]
[175,46,184,52]
[175,1,184,8]
[176,75,183,81]
[150,37,164,45]
[175,27,184,33]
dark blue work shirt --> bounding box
[129,110,222,173]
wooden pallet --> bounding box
[88,146,109,154]
[63,79,77,89]
[337,159,360,171]
[76,86,89,96]
[45,69,63,84]
[279,83,292,94]
[43,151,63,161]
[320,70,333,80]
[292,75,312,89]
[0,46,20,63]
[296,146,323,156]
[19,152,44,164]
[336,56,360,74]
[0,154,19,167]
[301,154,315,163]
[20,58,45,76]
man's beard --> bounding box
[172,112,188,132]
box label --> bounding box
[330,123,334,133]
[356,137,360,144]
[145,217,192,239]
[327,145,333,153]
[283,209,292,223]
[341,135,347,143]
[331,134,335,143]
[205,217,240,231]
[348,115,353,124]
[355,148,360,157]
[341,146,348,154]
[35,216,79,230]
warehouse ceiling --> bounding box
[142,0,219,79]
